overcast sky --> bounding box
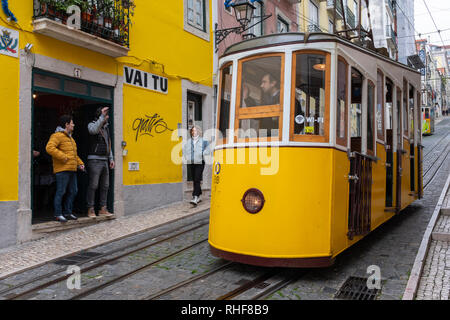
[414,0,450,46]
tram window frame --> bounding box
[403,79,409,138]
[396,87,403,149]
[376,70,385,142]
[217,62,233,144]
[350,67,363,153]
[336,56,348,147]
[409,84,415,141]
[367,80,375,157]
[234,53,285,142]
[290,50,331,143]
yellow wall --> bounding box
[0,54,18,200]
[0,1,213,199]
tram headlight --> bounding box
[241,188,265,214]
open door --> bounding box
[395,87,402,212]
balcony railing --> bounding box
[326,0,344,19]
[307,24,322,33]
[33,0,132,48]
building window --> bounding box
[187,0,205,31]
[248,1,263,37]
[277,16,289,33]
[329,20,334,33]
[310,1,319,26]
[184,0,210,41]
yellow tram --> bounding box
[208,33,423,267]
[421,106,435,135]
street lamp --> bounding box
[232,0,256,27]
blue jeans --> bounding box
[54,171,78,217]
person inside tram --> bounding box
[260,73,280,105]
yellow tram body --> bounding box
[208,33,423,267]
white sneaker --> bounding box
[190,196,198,205]
[197,195,202,203]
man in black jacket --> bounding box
[86,107,114,218]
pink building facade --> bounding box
[216,0,300,57]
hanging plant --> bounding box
[1,0,18,22]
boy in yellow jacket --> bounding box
[46,115,85,222]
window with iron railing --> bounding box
[33,0,133,48]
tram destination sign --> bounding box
[124,66,168,94]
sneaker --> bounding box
[87,207,96,218]
[190,196,198,205]
[99,206,113,216]
[55,215,68,223]
[197,195,202,203]
[64,213,78,220]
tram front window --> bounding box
[240,56,282,107]
[236,54,283,140]
[292,53,326,136]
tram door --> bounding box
[186,92,203,181]
[395,88,403,211]
[385,80,394,207]
[409,86,415,193]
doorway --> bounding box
[186,92,203,182]
[32,69,114,223]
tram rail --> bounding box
[4,216,209,300]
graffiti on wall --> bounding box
[132,113,173,142]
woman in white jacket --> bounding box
[183,126,209,205]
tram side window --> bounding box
[385,78,393,131]
[218,64,232,141]
[292,53,327,137]
[376,71,385,141]
[350,68,363,153]
[367,81,375,156]
[403,80,408,137]
[409,85,415,140]
[237,55,283,139]
[336,58,348,146]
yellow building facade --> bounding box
[0,0,213,248]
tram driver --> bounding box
[260,73,280,105]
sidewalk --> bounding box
[0,196,210,280]
[404,173,450,300]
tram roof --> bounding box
[222,32,420,74]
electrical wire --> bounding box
[422,0,447,48]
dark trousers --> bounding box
[54,171,78,217]
[86,159,110,208]
[188,163,205,197]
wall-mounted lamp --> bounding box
[121,141,128,156]
[215,0,271,51]
[24,43,33,53]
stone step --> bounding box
[441,192,450,215]
[32,215,116,234]
[432,215,450,241]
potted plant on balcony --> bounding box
[40,0,57,17]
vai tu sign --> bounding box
[0,27,18,58]
[124,66,168,94]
